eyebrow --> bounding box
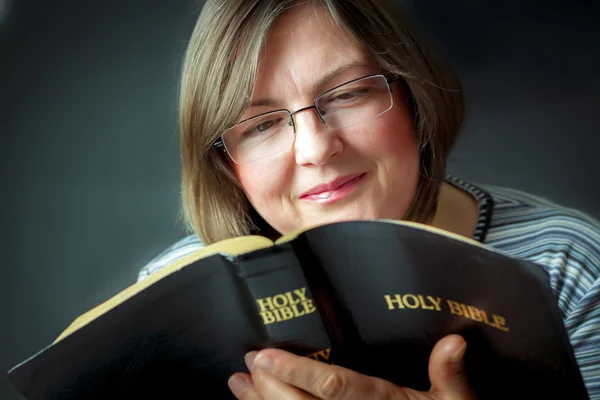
[250,61,370,108]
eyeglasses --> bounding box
[214,74,401,164]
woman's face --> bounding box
[232,3,420,235]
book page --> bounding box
[54,235,274,343]
[276,219,486,248]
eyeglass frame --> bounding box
[213,73,402,162]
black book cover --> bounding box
[292,221,588,399]
[6,220,590,399]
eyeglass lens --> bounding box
[223,75,393,163]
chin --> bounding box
[310,211,381,228]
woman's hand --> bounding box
[228,334,477,400]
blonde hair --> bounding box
[179,0,465,244]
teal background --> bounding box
[1,1,598,398]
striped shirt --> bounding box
[138,176,600,399]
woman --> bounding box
[138,0,600,399]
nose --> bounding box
[292,106,343,166]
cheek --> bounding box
[233,162,290,211]
[234,164,267,202]
[350,106,418,163]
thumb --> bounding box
[428,334,477,400]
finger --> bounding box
[246,348,403,400]
[228,372,261,400]
[428,334,477,400]
[252,367,318,400]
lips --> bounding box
[300,173,365,199]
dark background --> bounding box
[1,1,598,399]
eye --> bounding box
[330,88,370,102]
[335,92,355,100]
[339,89,367,99]
[243,118,284,137]
[255,120,274,132]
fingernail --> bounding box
[254,353,273,370]
[450,342,467,363]
[245,351,257,370]
[228,375,248,397]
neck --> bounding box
[428,181,479,240]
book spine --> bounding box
[233,242,334,365]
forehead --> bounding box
[269,2,345,42]
[253,2,374,94]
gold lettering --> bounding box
[291,303,306,318]
[493,315,510,332]
[284,291,300,307]
[447,300,463,316]
[260,311,276,324]
[417,295,433,310]
[428,296,442,311]
[480,310,498,328]
[317,348,331,360]
[256,287,315,325]
[294,287,308,302]
[386,294,443,311]
[273,294,287,308]
[279,307,294,321]
[384,294,405,310]
[303,299,316,314]
[272,308,283,322]
[257,297,274,312]
[306,348,331,362]
[467,306,483,322]
[446,300,509,332]
[385,295,509,332]
[402,294,420,309]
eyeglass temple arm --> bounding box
[387,76,402,92]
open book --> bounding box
[7,219,590,399]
